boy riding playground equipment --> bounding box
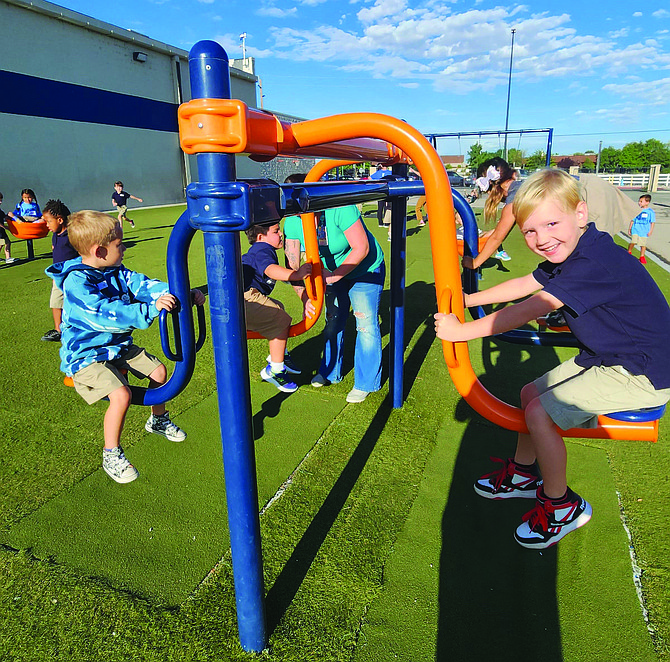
[165,40,665,652]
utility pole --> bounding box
[596,140,602,174]
[503,28,516,162]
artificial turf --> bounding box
[0,203,669,660]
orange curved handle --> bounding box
[438,288,458,369]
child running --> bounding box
[111,181,143,229]
[46,210,205,483]
[241,221,312,393]
[41,199,78,342]
[435,169,670,549]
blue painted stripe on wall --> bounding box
[0,69,178,132]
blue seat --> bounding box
[605,404,666,422]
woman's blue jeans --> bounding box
[319,264,385,393]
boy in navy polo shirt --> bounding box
[41,199,78,342]
[435,168,670,550]
[242,222,312,393]
[112,181,143,229]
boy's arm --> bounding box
[68,278,162,332]
[465,273,542,308]
[436,290,563,342]
[130,194,143,203]
[264,262,311,283]
[284,237,308,303]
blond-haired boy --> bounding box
[46,210,205,483]
[435,169,670,549]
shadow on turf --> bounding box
[264,281,439,635]
[435,336,565,662]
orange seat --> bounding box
[6,218,49,240]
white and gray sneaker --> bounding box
[145,412,187,442]
[103,446,139,483]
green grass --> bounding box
[0,204,669,660]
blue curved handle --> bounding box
[142,210,199,406]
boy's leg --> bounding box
[104,385,132,449]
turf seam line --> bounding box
[191,411,343,598]
[616,489,656,644]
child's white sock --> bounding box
[270,361,285,374]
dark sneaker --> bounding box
[260,365,298,393]
[41,329,61,342]
[474,457,541,500]
[145,412,187,442]
[102,446,139,483]
[514,488,592,550]
[265,353,301,375]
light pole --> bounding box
[503,28,516,163]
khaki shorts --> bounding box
[73,345,162,404]
[534,356,670,430]
[631,234,648,247]
[0,226,9,246]
[244,288,291,339]
[49,280,64,309]
[117,205,128,217]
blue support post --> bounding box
[389,163,408,408]
[187,40,266,653]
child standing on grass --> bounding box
[41,200,78,342]
[111,181,143,229]
[0,192,15,263]
[9,188,41,222]
[627,194,655,265]
[435,169,670,549]
[46,210,205,484]
[242,221,312,393]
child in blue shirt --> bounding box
[435,168,670,550]
[241,221,312,393]
[41,199,78,342]
[627,194,656,264]
[9,188,41,222]
[46,210,205,484]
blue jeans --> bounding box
[319,264,385,393]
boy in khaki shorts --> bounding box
[435,169,670,550]
[46,210,205,484]
[241,221,312,393]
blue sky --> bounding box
[56,0,670,157]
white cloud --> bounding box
[256,2,670,99]
[633,11,642,17]
[257,4,297,17]
[652,9,670,18]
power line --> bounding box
[556,128,670,138]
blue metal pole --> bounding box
[546,129,553,166]
[389,164,408,408]
[188,40,266,653]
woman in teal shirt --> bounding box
[284,205,385,403]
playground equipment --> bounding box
[153,40,664,652]
[5,218,49,260]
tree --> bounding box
[598,146,620,172]
[525,150,547,170]
[467,143,484,169]
[507,148,525,168]
[581,159,595,172]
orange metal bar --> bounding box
[180,104,659,441]
[179,99,402,163]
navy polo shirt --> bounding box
[52,230,78,264]
[112,190,131,206]
[241,242,278,296]
[533,223,670,389]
